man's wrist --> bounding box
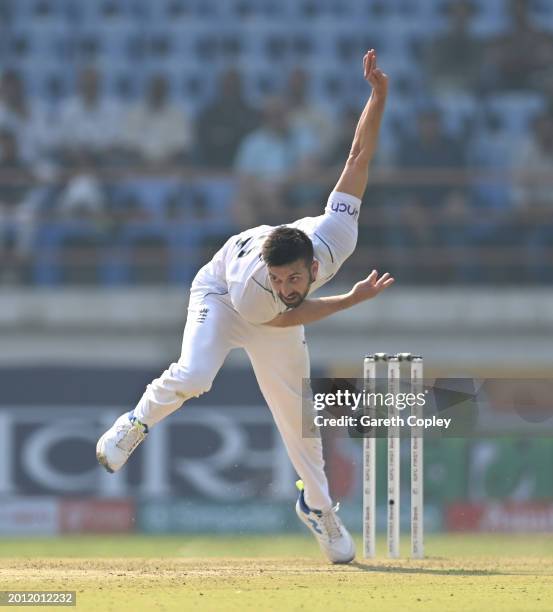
[370,91,387,107]
[340,291,359,310]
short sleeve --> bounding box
[324,190,362,222]
[312,191,361,265]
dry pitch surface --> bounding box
[1,535,552,611]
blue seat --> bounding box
[112,179,183,221]
[106,221,173,285]
[486,93,546,135]
[20,61,75,100]
[146,0,220,20]
[32,218,200,286]
[67,0,133,24]
[7,23,70,60]
[220,0,278,19]
[101,60,143,101]
[381,56,426,100]
[9,0,65,23]
[534,9,553,32]
[470,0,509,23]
[150,21,222,63]
[238,58,279,105]
[166,221,205,284]
[106,182,203,284]
[191,177,238,220]
[435,92,479,136]
[308,62,351,107]
[93,22,144,62]
[154,60,214,115]
[127,0,169,22]
[318,23,384,65]
[32,220,108,285]
[470,9,509,37]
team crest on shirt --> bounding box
[196,307,209,323]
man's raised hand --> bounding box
[363,49,388,98]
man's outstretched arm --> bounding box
[334,49,388,200]
[264,270,394,328]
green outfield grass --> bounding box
[0,534,552,611]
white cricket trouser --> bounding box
[133,290,331,511]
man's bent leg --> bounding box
[134,295,242,427]
[97,295,244,472]
[245,325,332,511]
[245,325,355,563]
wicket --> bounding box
[362,353,424,559]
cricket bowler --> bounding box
[97,50,391,564]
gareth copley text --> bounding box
[313,414,451,429]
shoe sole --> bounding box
[330,544,356,565]
[295,503,356,564]
[96,432,115,473]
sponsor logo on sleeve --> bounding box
[329,202,359,218]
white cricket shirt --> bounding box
[192,191,361,324]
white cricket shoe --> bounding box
[96,411,148,473]
[295,480,356,564]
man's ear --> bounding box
[311,260,319,280]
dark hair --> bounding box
[262,226,314,267]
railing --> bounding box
[1,167,551,286]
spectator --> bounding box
[196,68,259,169]
[324,106,365,169]
[468,109,519,223]
[514,112,553,281]
[233,96,319,227]
[0,128,40,284]
[0,70,31,157]
[484,0,553,92]
[57,155,107,225]
[58,66,122,167]
[122,74,193,168]
[0,69,59,165]
[391,108,470,281]
[285,67,335,159]
[424,0,484,94]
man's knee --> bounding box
[162,362,214,399]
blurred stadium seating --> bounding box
[1,0,552,286]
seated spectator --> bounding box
[467,110,519,229]
[0,128,39,284]
[0,68,60,165]
[233,96,321,228]
[424,0,484,94]
[121,74,193,168]
[196,68,259,169]
[323,105,394,170]
[58,66,123,167]
[285,67,335,159]
[391,107,470,282]
[57,154,107,225]
[514,111,553,281]
[484,0,553,92]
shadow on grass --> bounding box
[349,561,504,576]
